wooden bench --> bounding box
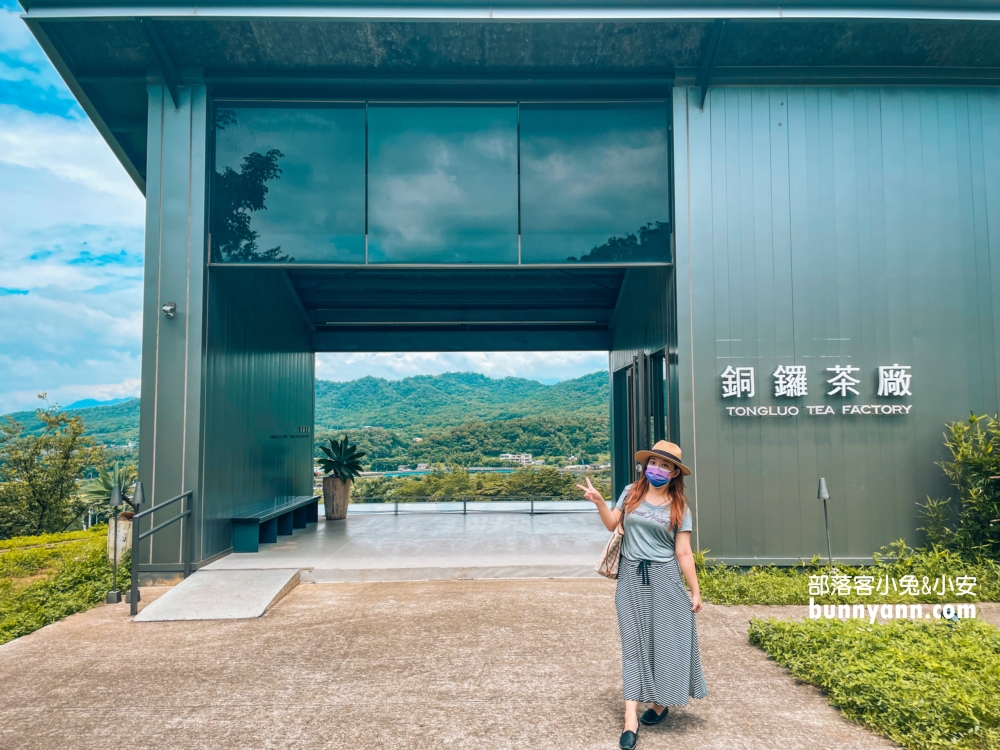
[231,495,320,553]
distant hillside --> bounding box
[2,371,610,466]
[314,370,608,433]
[65,397,133,410]
[5,398,140,446]
[318,415,609,471]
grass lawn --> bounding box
[0,527,119,645]
[750,617,1000,750]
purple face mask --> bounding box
[645,465,672,487]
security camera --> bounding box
[162,302,177,319]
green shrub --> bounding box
[749,617,1000,749]
[0,528,99,551]
[0,528,117,645]
[697,542,1000,605]
[921,413,1000,560]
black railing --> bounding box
[129,490,192,616]
[346,495,603,515]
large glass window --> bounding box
[210,101,670,266]
[367,105,519,264]
[519,103,670,264]
[211,105,366,263]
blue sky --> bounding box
[0,0,146,414]
[0,3,606,413]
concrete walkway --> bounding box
[0,578,936,750]
[134,569,301,621]
[202,512,610,581]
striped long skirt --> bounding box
[616,556,708,705]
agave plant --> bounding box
[318,437,366,483]
[78,461,138,518]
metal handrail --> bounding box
[345,495,602,515]
[130,490,193,616]
[133,488,187,522]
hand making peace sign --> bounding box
[576,476,605,506]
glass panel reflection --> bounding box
[211,105,365,263]
[520,103,671,264]
[368,105,518,264]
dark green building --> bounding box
[22,0,1000,570]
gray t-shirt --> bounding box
[615,484,693,563]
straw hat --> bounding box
[634,440,691,476]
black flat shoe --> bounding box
[639,706,668,725]
[619,726,638,749]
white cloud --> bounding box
[1,9,44,66]
[315,352,609,384]
[0,6,76,97]
[0,104,145,413]
[1,7,40,57]
[0,106,143,204]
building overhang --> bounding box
[20,1,1000,192]
[221,266,631,352]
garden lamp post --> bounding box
[818,477,833,567]
[106,484,123,604]
[126,481,144,612]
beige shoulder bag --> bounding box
[595,512,624,579]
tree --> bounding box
[210,109,292,263]
[567,221,670,263]
[0,396,104,538]
[77,461,138,524]
[356,466,612,501]
[480,467,578,496]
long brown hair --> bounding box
[622,458,688,531]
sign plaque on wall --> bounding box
[720,365,912,418]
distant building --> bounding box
[413,437,423,442]
[500,453,533,465]
[397,465,412,471]
[416,463,429,470]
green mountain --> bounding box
[3,371,610,467]
[314,370,610,468]
[5,398,141,446]
[320,415,609,471]
[314,370,608,432]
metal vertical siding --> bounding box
[138,84,314,568]
[137,84,210,568]
[200,268,314,561]
[610,266,675,499]
[674,85,1000,564]
[610,267,673,372]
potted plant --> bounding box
[78,461,138,561]
[318,437,366,520]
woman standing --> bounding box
[578,440,707,749]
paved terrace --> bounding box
[203,505,610,581]
[10,580,995,749]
